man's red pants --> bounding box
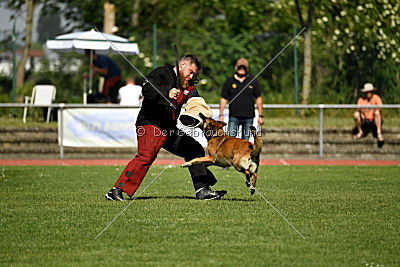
[114,125,217,197]
[114,125,167,197]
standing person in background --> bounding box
[85,49,122,103]
[219,58,264,140]
[118,77,143,106]
[353,82,384,147]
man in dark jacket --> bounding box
[105,55,226,201]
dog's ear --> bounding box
[199,112,207,121]
[219,121,227,127]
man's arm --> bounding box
[251,78,264,125]
[256,96,264,125]
[374,94,383,112]
[142,68,171,100]
[219,97,227,121]
[91,64,108,76]
[91,55,109,77]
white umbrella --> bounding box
[46,29,139,103]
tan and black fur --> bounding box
[181,113,262,195]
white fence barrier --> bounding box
[58,107,257,149]
[1,103,399,159]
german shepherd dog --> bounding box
[181,113,263,195]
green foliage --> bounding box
[1,0,399,110]
[266,0,400,104]
[309,0,400,104]
[132,31,297,104]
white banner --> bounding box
[59,108,139,147]
[58,108,258,147]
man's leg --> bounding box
[241,118,254,141]
[163,129,226,199]
[102,76,120,98]
[108,80,122,103]
[106,125,167,200]
[374,110,384,141]
[353,111,364,139]
[227,117,239,138]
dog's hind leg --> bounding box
[244,170,251,187]
[233,157,254,189]
[250,172,258,195]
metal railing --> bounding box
[1,103,399,159]
[254,104,399,159]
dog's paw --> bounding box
[250,186,255,195]
[245,180,250,187]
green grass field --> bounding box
[1,165,399,266]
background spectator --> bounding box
[353,82,384,147]
[85,49,122,103]
[118,77,143,106]
[219,58,264,140]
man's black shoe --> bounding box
[196,187,227,200]
[105,187,126,201]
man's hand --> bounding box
[219,114,224,122]
[169,88,179,99]
[258,116,264,125]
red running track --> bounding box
[0,158,399,166]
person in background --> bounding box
[353,82,384,147]
[85,49,122,103]
[118,77,143,106]
[219,58,264,140]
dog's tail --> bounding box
[250,126,262,158]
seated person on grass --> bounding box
[353,82,384,147]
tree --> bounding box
[131,0,141,28]
[312,0,400,102]
[16,0,37,88]
[295,0,314,104]
[4,0,40,88]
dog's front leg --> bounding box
[181,155,215,168]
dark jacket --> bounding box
[136,63,199,130]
